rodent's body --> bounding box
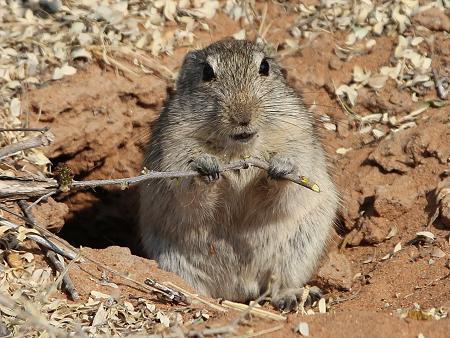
[139,39,338,309]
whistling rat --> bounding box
[139,39,338,311]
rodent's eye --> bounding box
[202,63,215,82]
[259,58,270,76]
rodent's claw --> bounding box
[267,156,297,179]
[191,154,220,182]
[272,293,298,312]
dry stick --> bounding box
[44,250,81,302]
[187,288,275,337]
[46,251,80,301]
[18,200,80,301]
[0,205,77,260]
[164,281,228,312]
[0,127,49,132]
[221,300,286,322]
[0,132,54,160]
[26,191,57,211]
[71,249,197,307]
[145,278,187,303]
[229,286,273,327]
[187,325,236,337]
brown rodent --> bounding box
[139,39,338,311]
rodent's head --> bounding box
[173,39,303,152]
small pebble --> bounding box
[329,56,343,70]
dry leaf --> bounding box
[318,298,326,313]
[368,75,388,89]
[52,64,77,80]
[295,322,310,336]
[431,247,446,258]
[9,98,21,117]
[92,303,108,327]
[336,84,358,106]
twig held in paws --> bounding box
[0,157,320,200]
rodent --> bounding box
[139,39,338,311]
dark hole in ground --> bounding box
[58,186,144,256]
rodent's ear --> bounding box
[183,50,200,63]
[176,50,203,90]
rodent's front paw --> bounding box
[190,154,220,182]
[267,155,297,179]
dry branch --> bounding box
[221,300,286,321]
[0,214,77,260]
[0,158,320,201]
[46,251,80,301]
[145,278,187,303]
[0,131,54,160]
[0,127,49,132]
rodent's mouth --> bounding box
[230,131,257,143]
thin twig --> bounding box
[26,191,57,211]
[145,278,187,303]
[164,281,227,312]
[27,233,77,260]
[0,132,54,160]
[69,158,319,192]
[188,325,236,337]
[221,300,286,321]
[0,127,49,132]
[44,250,81,302]
[46,251,80,301]
[230,285,272,327]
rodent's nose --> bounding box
[238,119,250,127]
[232,112,252,126]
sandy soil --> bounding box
[18,4,450,338]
